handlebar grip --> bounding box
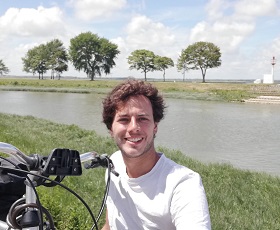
[0,142,38,169]
[80,151,98,163]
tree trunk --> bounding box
[90,72,95,81]
[201,67,206,83]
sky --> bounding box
[0,0,280,81]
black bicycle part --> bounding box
[1,166,98,229]
[41,148,82,187]
[0,159,26,221]
[0,157,46,229]
[88,154,119,230]
[7,198,55,230]
[0,147,116,230]
[84,154,119,177]
[42,148,82,176]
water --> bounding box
[1,91,280,176]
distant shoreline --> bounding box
[1,77,280,102]
[2,75,280,84]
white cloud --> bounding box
[190,0,279,53]
[68,0,127,21]
[253,37,280,75]
[190,20,255,53]
[0,6,66,38]
[124,15,175,52]
[187,0,280,80]
[205,0,232,21]
[0,0,279,80]
[0,6,71,76]
[110,15,179,78]
[111,15,178,59]
[234,0,279,18]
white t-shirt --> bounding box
[106,151,211,230]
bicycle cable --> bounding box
[0,156,45,230]
[0,164,99,229]
[90,156,112,230]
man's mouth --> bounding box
[126,137,143,143]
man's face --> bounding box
[110,95,158,159]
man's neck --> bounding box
[124,152,160,178]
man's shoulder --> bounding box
[162,154,200,180]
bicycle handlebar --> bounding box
[0,142,118,230]
[0,142,38,169]
[0,142,118,177]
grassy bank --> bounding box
[1,113,280,229]
[1,77,278,101]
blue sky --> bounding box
[0,0,280,81]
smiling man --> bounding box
[101,79,211,230]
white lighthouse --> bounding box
[263,56,276,84]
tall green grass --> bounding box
[1,113,280,229]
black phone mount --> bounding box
[42,148,82,176]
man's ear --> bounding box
[109,129,113,137]
[154,123,158,134]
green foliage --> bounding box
[127,49,156,81]
[177,41,222,83]
[211,89,252,101]
[154,56,174,81]
[127,50,174,81]
[0,59,9,75]
[22,39,68,79]
[46,39,69,79]
[69,32,120,81]
[22,44,49,79]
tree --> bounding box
[69,32,120,81]
[0,59,9,75]
[127,49,156,81]
[46,39,68,79]
[22,44,48,79]
[177,41,221,83]
[22,40,68,79]
[154,56,174,81]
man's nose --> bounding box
[127,117,139,131]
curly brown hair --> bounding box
[102,79,166,130]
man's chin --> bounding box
[121,148,142,158]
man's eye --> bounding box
[118,118,129,122]
[139,117,148,121]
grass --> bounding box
[1,113,280,229]
[0,113,117,229]
[1,77,279,101]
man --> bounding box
[101,79,211,229]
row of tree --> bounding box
[127,42,222,83]
[2,31,222,82]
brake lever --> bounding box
[84,154,119,177]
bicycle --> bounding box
[0,142,118,230]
